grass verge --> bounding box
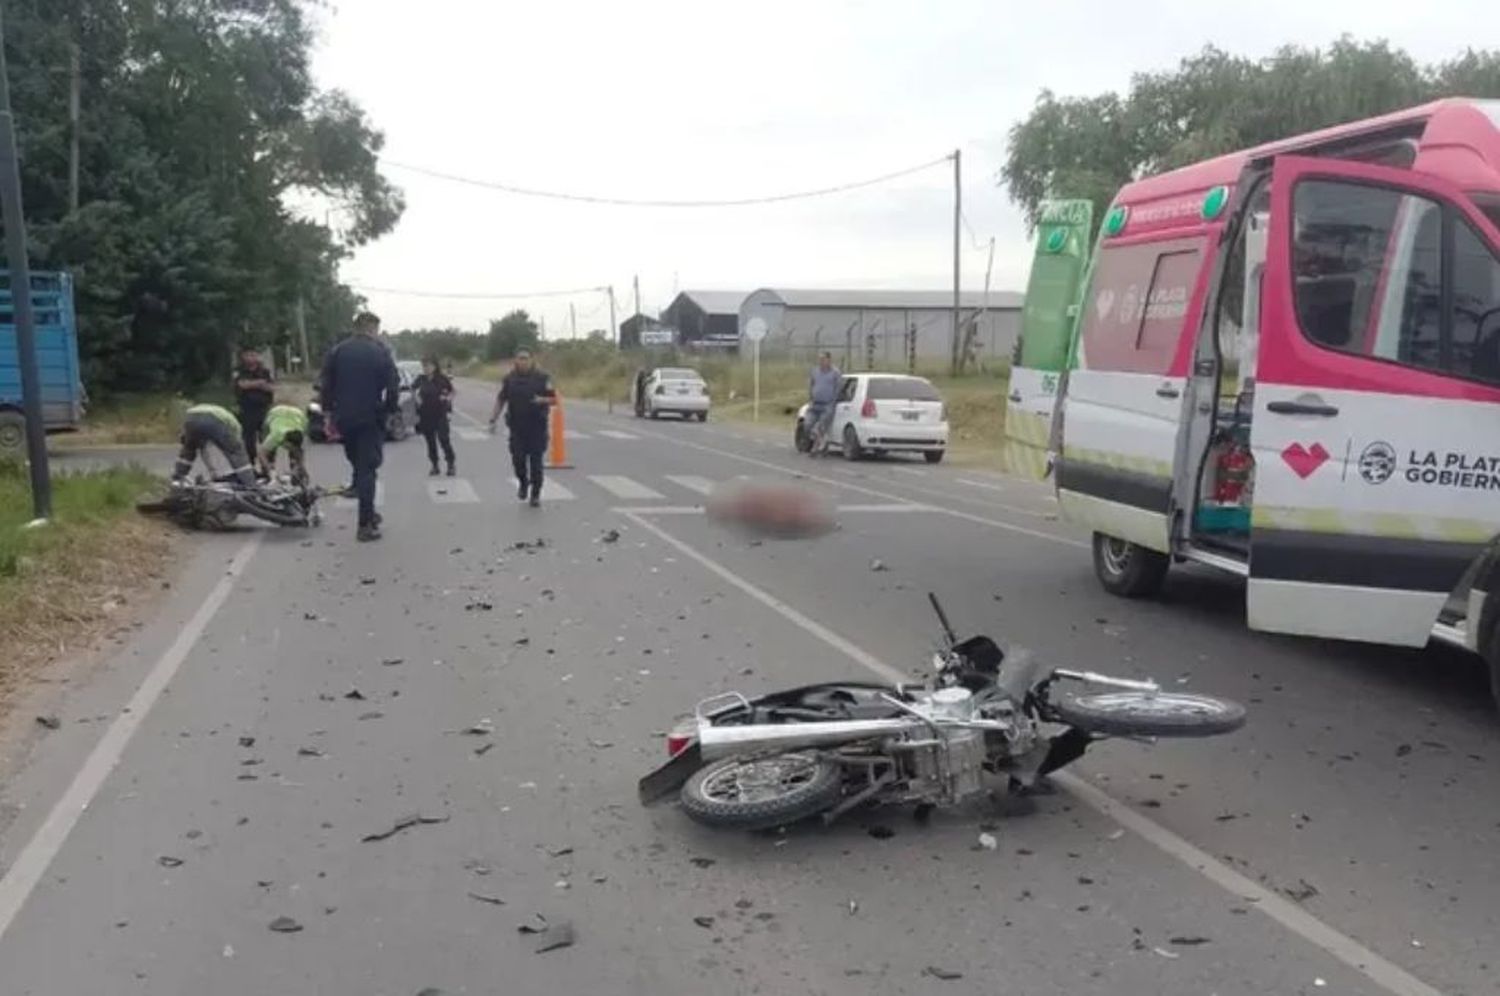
[0,462,176,715]
[55,380,316,448]
[472,348,1012,468]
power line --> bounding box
[378,155,952,208]
[352,283,605,300]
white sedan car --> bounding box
[795,373,948,463]
[636,367,711,421]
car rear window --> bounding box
[866,377,941,401]
[657,368,698,380]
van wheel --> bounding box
[1092,533,1169,598]
[1481,617,1500,717]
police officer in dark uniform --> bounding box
[488,349,556,507]
[233,347,275,460]
[320,312,400,541]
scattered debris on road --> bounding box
[689,857,716,868]
[157,856,184,868]
[1169,936,1211,946]
[343,688,365,701]
[474,743,494,757]
[35,715,61,730]
[359,576,376,586]
[870,559,888,572]
[924,966,963,981]
[460,718,494,736]
[977,832,998,851]
[600,529,621,544]
[381,657,403,667]
[692,916,715,929]
[531,921,574,953]
[467,892,506,906]
[466,600,494,611]
[867,825,895,839]
[361,813,451,843]
[268,916,303,933]
[1151,946,1180,960]
[297,747,324,758]
[238,736,256,748]
[1282,878,1319,903]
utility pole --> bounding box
[950,148,961,376]
[67,40,80,213]
[0,6,53,519]
[607,285,617,346]
[633,274,641,322]
[569,302,577,339]
[295,293,311,372]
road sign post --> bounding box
[744,317,768,423]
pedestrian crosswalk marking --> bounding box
[541,481,576,501]
[588,475,664,500]
[564,429,590,440]
[597,430,639,440]
[428,478,480,503]
[456,427,488,442]
[665,475,715,495]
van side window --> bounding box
[1451,220,1500,382]
[1292,179,1500,385]
[1079,239,1203,375]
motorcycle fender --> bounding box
[637,742,705,806]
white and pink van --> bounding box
[1053,99,1500,710]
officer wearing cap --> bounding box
[488,349,556,507]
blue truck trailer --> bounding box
[0,272,84,455]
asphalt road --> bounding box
[0,376,1496,996]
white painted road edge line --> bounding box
[626,512,1443,996]
[0,534,264,942]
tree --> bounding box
[1001,39,1500,235]
[485,311,540,361]
[4,0,403,392]
[389,327,483,364]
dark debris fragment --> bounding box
[362,813,450,843]
[268,916,303,933]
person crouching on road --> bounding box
[258,404,309,485]
[488,348,556,507]
[173,403,258,487]
[412,354,456,477]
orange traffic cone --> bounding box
[547,393,573,469]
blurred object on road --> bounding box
[706,479,835,539]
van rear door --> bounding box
[1249,155,1500,645]
[1057,228,1214,552]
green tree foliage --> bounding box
[485,310,539,361]
[388,327,482,364]
[1002,38,1500,234]
[4,0,403,392]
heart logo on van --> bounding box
[1095,289,1116,320]
[1280,442,1330,479]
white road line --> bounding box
[0,535,264,942]
[619,424,1085,548]
[455,427,488,442]
[588,475,664,500]
[624,514,1444,996]
[540,480,576,501]
[665,475,715,495]
[891,466,926,477]
[564,429,590,440]
[428,478,480,503]
[957,477,1008,492]
[597,430,638,441]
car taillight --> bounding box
[861,399,876,418]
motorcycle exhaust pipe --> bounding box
[697,718,915,760]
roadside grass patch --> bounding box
[0,462,176,712]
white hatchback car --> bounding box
[795,373,948,463]
[637,367,711,421]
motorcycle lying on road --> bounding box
[640,595,1246,831]
[136,475,327,531]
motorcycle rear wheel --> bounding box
[233,492,307,526]
[680,751,843,830]
[1052,690,1245,738]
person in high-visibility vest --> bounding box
[257,404,309,484]
[172,403,257,487]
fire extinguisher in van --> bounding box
[1213,437,1254,504]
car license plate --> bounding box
[901,410,920,421]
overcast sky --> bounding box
[310,0,1488,335]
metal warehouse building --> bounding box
[738,288,1024,368]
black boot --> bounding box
[517,481,529,501]
[446,461,456,477]
[429,462,440,476]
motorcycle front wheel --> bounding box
[680,751,843,830]
[233,492,308,527]
[1052,690,1245,738]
